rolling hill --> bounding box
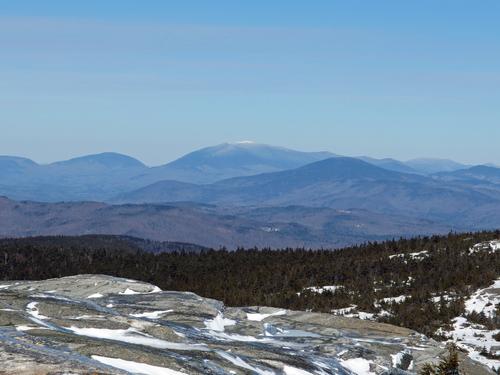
[405,158,468,174]
[434,165,500,185]
[0,196,455,249]
[117,157,500,226]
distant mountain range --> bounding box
[0,143,337,201]
[148,142,336,184]
[1,142,500,248]
[0,142,490,203]
[116,157,500,227]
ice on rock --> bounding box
[204,312,236,332]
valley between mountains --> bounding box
[1,143,500,248]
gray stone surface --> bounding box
[0,275,494,374]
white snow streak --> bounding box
[130,310,173,319]
[26,302,49,320]
[283,365,315,374]
[216,351,274,375]
[339,358,376,375]
[87,293,104,299]
[247,310,286,322]
[204,313,236,332]
[92,355,185,375]
[68,326,208,351]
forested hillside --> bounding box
[1,231,499,341]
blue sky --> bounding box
[1,1,499,166]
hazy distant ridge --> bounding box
[0,142,488,203]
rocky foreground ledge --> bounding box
[0,275,493,375]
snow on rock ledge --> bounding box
[0,275,495,375]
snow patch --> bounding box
[469,240,500,254]
[204,313,236,332]
[331,305,376,321]
[87,293,104,299]
[216,350,274,375]
[92,355,185,375]
[437,278,500,369]
[207,330,263,342]
[380,295,408,304]
[444,316,499,369]
[339,358,375,375]
[68,326,208,351]
[391,350,412,369]
[301,285,344,295]
[283,365,315,375]
[389,250,428,261]
[16,325,48,332]
[26,302,49,320]
[119,288,141,295]
[247,310,286,322]
[464,279,500,317]
[130,310,173,319]
[119,286,162,295]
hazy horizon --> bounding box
[1,140,497,168]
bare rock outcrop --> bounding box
[0,275,494,374]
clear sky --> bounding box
[1,1,499,166]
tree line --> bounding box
[0,231,499,339]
